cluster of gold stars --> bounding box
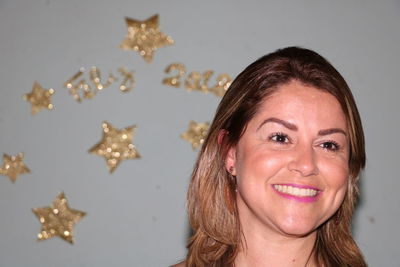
[6,13,215,245]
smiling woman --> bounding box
[227,81,351,241]
[173,47,366,267]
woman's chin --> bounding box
[275,219,318,238]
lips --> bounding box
[272,184,321,202]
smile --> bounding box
[273,184,319,197]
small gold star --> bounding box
[181,121,210,150]
[89,121,140,173]
[23,81,55,114]
[119,14,174,63]
[0,153,30,183]
[32,192,86,244]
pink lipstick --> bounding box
[272,183,321,203]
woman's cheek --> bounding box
[319,157,349,187]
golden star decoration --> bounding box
[181,121,210,150]
[0,153,30,183]
[89,121,140,173]
[23,81,55,114]
[119,14,174,63]
[32,192,86,244]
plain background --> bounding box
[0,0,399,266]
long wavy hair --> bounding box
[186,47,366,266]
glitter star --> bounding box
[32,192,86,244]
[0,153,30,183]
[119,14,174,63]
[181,121,210,150]
[23,81,55,114]
[89,121,140,173]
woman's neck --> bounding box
[234,214,317,267]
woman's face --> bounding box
[226,80,349,237]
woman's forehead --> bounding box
[250,81,347,130]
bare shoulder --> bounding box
[170,261,186,267]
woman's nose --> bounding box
[287,145,319,177]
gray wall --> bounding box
[0,0,399,266]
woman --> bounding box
[174,47,366,266]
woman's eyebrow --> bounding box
[318,128,347,136]
[257,117,297,131]
[257,117,347,136]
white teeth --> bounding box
[273,185,318,197]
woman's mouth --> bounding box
[272,184,321,202]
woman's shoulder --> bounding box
[170,261,186,267]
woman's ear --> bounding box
[218,129,237,176]
[225,146,237,176]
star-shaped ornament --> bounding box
[89,121,140,173]
[23,81,55,114]
[181,121,210,150]
[32,192,86,244]
[0,153,30,183]
[119,14,174,63]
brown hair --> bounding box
[186,47,366,266]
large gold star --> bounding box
[119,14,174,63]
[89,121,140,173]
[0,153,30,183]
[181,121,210,150]
[32,192,86,244]
[23,81,55,114]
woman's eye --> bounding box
[270,133,290,144]
[320,141,340,151]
